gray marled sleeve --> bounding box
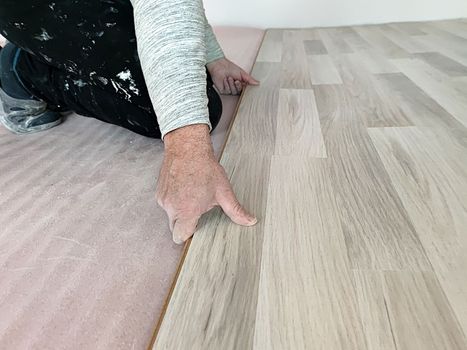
[131,0,212,139]
[205,21,225,64]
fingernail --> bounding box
[173,235,184,245]
[248,216,258,225]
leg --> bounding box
[17,51,222,138]
[0,42,63,134]
[0,0,222,138]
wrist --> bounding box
[164,124,214,158]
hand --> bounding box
[157,124,257,244]
[207,57,259,95]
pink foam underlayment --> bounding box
[0,27,264,349]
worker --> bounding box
[0,0,259,244]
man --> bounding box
[0,0,258,244]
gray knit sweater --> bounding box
[130,0,225,139]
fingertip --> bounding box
[250,78,260,85]
[230,212,258,227]
[248,216,258,226]
[172,234,184,245]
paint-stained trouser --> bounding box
[0,0,222,138]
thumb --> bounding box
[217,188,257,226]
[241,70,260,85]
[172,217,200,244]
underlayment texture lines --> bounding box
[0,27,264,349]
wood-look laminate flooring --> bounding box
[151,19,467,349]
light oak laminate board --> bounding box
[153,154,272,349]
[379,24,431,53]
[152,21,467,350]
[318,27,354,54]
[308,54,343,85]
[256,29,283,62]
[314,84,430,270]
[413,52,467,76]
[368,127,467,335]
[280,30,313,89]
[253,157,366,350]
[330,53,412,127]
[222,62,280,156]
[351,49,400,74]
[303,39,328,55]
[353,25,409,58]
[274,89,326,156]
[391,57,467,128]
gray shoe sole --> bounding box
[0,88,63,134]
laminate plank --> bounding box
[307,54,343,85]
[334,27,372,51]
[280,30,313,89]
[375,72,467,152]
[314,84,430,270]
[384,271,467,350]
[357,270,467,350]
[331,53,412,127]
[391,57,467,128]
[153,154,272,349]
[298,28,321,40]
[274,89,326,156]
[389,22,427,36]
[353,271,397,350]
[353,26,409,58]
[303,39,328,55]
[415,33,467,66]
[253,157,366,350]
[223,62,280,156]
[413,52,467,76]
[434,20,467,40]
[318,28,354,54]
[368,126,467,334]
[420,22,467,46]
[256,29,283,62]
[352,49,400,74]
[380,25,431,53]
[152,21,467,349]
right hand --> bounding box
[157,124,257,244]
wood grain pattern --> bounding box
[152,20,467,349]
[330,54,412,127]
[383,271,467,350]
[413,52,467,76]
[353,25,409,58]
[368,127,467,335]
[256,29,283,62]
[222,62,280,156]
[351,49,400,74]
[274,89,326,156]
[308,54,343,85]
[280,30,313,89]
[379,24,430,53]
[253,157,365,350]
[303,39,328,55]
[319,27,354,54]
[314,84,430,270]
[153,154,272,349]
[391,57,467,128]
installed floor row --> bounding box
[153,19,467,350]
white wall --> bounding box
[204,0,467,28]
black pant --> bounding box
[0,0,222,138]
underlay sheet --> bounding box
[0,27,264,349]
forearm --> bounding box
[131,0,212,139]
